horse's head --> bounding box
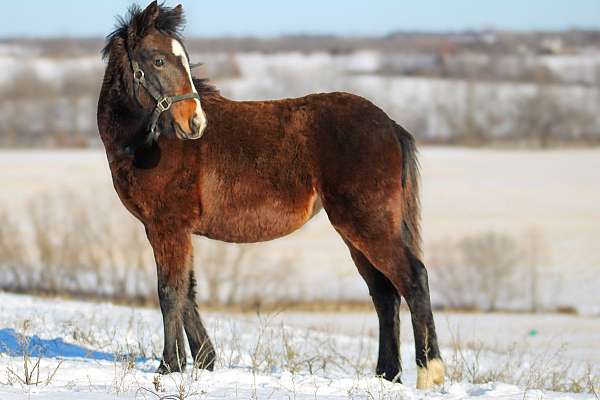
[104,1,206,142]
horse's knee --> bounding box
[403,251,430,293]
[158,282,183,310]
[413,258,430,291]
[158,283,175,300]
[406,250,426,275]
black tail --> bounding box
[393,122,422,258]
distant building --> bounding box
[540,39,564,55]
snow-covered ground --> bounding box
[0,292,598,399]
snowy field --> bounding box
[0,292,598,399]
[1,35,600,400]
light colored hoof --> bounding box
[416,359,445,389]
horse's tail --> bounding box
[394,122,422,259]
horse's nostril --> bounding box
[190,113,206,134]
[190,115,200,132]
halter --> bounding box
[126,41,201,149]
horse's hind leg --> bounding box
[146,226,190,374]
[345,241,402,382]
[183,269,216,370]
[399,249,444,389]
[331,217,444,388]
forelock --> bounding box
[102,3,185,60]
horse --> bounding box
[97,1,444,389]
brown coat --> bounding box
[97,1,442,387]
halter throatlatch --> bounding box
[126,42,201,150]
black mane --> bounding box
[192,77,219,96]
[102,3,184,60]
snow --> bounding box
[0,292,597,399]
[540,53,600,85]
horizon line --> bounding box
[1,26,599,42]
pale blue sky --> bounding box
[1,0,599,38]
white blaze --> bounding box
[171,39,207,135]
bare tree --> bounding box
[0,210,30,291]
[194,239,255,306]
[62,69,103,146]
[436,80,504,145]
[194,238,300,308]
[522,229,552,313]
[459,232,521,311]
[429,232,522,311]
[513,75,596,147]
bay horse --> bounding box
[97,1,444,389]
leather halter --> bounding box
[126,41,201,149]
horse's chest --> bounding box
[111,165,196,224]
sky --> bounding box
[1,0,599,38]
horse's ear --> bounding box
[130,1,160,38]
[141,1,161,26]
[154,3,185,34]
[143,1,161,21]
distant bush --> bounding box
[0,192,301,308]
[428,231,557,312]
[0,67,102,148]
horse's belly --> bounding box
[196,182,321,243]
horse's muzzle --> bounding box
[188,112,207,139]
[173,113,206,140]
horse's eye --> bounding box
[154,58,165,68]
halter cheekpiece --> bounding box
[126,40,201,149]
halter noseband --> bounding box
[126,42,201,149]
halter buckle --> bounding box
[133,69,145,82]
[157,97,172,112]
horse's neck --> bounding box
[98,73,146,155]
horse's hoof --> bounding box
[416,359,445,389]
[376,367,402,383]
[191,347,216,371]
[193,358,215,371]
[156,360,186,375]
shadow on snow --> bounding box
[0,328,148,363]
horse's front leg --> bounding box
[183,269,216,370]
[146,226,191,374]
